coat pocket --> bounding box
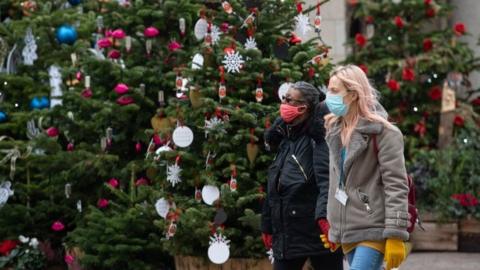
[357,189,375,215]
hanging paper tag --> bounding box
[335,188,348,206]
[229,178,237,192]
[218,83,227,99]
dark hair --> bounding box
[292,81,324,111]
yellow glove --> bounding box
[320,234,340,252]
[384,238,406,270]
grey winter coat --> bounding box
[326,118,410,244]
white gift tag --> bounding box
[335,188,348,206]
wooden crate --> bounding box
[174,256,314,270]
[410,220,458,251]
[458,217,480,252]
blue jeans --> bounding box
[347,246,384,270]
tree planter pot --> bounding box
[174,256,314,270]
[458,217,480,252]
[409,214,458,251]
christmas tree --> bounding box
[344,0,479,158]
[2,0,334,268]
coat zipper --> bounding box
[291,154,308,181]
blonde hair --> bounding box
[325,65,394,146]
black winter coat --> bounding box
[261,103,331,260]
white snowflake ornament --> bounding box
[244,37,257,50]
[208,233,230,264]
[295,13,311,37]
[166,163,182,187]
[209,25,222,45]
[222,51,244,73]
[205,116,226,138]
[22,28,37,66]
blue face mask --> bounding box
[325,92,348,116]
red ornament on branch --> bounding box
[453,115,465,127]
[454,22,466,36]
[387,79,400,92]
[402,67,415,81]
[428,86,442,100]
[424,0,432,5]
[355,33,366,48]
[365,16,374,24]
[425,7,435,17]
[358,64,368,75]
[394,16,404,29]
[423,38,433,52]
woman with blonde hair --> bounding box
[321,65,410,270]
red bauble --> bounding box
[402,68,415,81]
[97,198,109,208]
[116,96,134,105]
[424,0,432,5]
[394,16,404,29]
[365,16,374,24]
[46,127,59,137]
[423,38,433,52]
[355,33,366,48]
[454,23,466,36]
[428,86,442,100]
[67,143,74,152]
[359,64,368,74]
[289,33,302,45]
[387,79,400,92]
[108,49,121,59]
[454,115,465,127]
[425,7,435,17]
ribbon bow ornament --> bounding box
[0,136,32,180]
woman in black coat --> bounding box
[261,82,343,270]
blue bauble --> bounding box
[56,25,78,45]
[30,97,42,109]
[0,111,7,122]
[40,96,50,108]
[68,0,82,5]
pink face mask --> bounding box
[280,103,306,123]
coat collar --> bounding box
[326,118,384,175]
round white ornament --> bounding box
[202,185,220,205]
[194,18,208,41]
[192,53,204,70]
[155,198,169,219]
[278,82,293,101]
[172,126,194,148]
[208,233,230,264]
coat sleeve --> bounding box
[311,102,330,220]
[377,127,410,241]
[264,117,286,152]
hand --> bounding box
[262,233,272,250]
[384,238,406,270]
[317,219,338,252]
